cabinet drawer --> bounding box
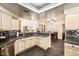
[65,43,79,50]
[64,43,79,56]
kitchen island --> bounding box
[0,32,51,56]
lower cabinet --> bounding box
[64,43,79,56]
[14,37,36,55]
[14,39,25,55]
[15,36,51,55]
[17,40,25,53]
[28,37,36,47]
[37,37,51,50]
[25,37,35,50]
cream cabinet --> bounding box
[24,38,32,49]
[14,39,25,55]
[15,37,36,55]
[2,12,12,30]
[11,19,20,30]
[65,12,79,30]
[17,40,25,53]
[25,37,36,50]
[0,11,20,30]
[64,43,79,56]
[29,36,37,46]
[15,36,51,55]
[0,11,2,29]
[37,37,51,50]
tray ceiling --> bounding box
[18,3,64,13]
[29,3,51,9]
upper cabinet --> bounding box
[20,18,38,32]
[0,11,20,30]
[0,11,2,29]
[11,18,20,30]
[65,12,79,30]
[2,12,12,30]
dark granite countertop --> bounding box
[0,37,26,48]
[65,30,79,45]
[0,32,50,48]
[64,38,79,45]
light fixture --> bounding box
[48,17,57,22]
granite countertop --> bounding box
[64,38,79,45]
[0,37,26,48]
[65,30,79,45]
[0,32,50,48]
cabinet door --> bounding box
[72,48,79,56]
[64,45,73,56]
[29,37,36,46]
[11,19,19,30]
[0,11,2,29]
[38,37,51,50]
[15,39,25,55]
[25,38,31,49]
[65,13,79,30]
[18,40,25,52]
[2,12,12,30]
[25,37,35,50]
[64,43,79,56]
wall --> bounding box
[38,5,65,39]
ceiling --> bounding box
[18,3,64,13]
[29,3,51,9]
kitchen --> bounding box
[0,3,79,56]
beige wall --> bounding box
[38,5,65,39]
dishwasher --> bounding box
[0,42,14,56]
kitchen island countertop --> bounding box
[0,32,51,48]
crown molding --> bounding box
[64,7,79,14]
[18,3,64,13]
